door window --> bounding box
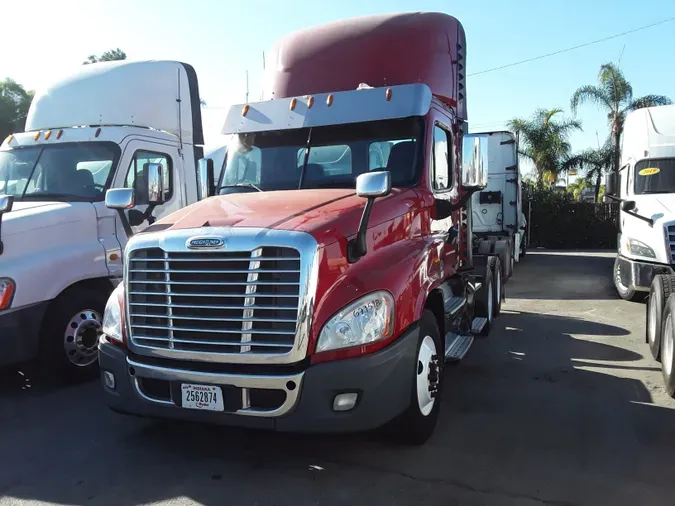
[432,125,452,191]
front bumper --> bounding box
[98,324,419,433]
[617,255,675,292]
[0,301,48,367]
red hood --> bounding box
[152,189,361,246]
[150,188,412,247]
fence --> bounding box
[523,200,619,249]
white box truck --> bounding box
[0,60,208,377]
[465,130,526,282]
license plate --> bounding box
[181,383,224,411]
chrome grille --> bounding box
[127,247,301,355]
[668,225,675,263]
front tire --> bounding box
[38,288,108,379]
[660,294,675,397]
[490,256,503,317]
[387,310,442,445]
[613,257,645,302]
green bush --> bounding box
[522,182,618,249]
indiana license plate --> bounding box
[181,384,224,411]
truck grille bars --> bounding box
[127,247,301,357]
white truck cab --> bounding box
[608,104,675,301]
[0,60,205,376]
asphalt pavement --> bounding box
[1,250,674,506]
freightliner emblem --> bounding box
[186,237,225,249]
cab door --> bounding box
[428,108,461,277]
[110,139,185,246]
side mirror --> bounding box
[621,200,636,212]
[0,195,14,215]
[197,158,216,200]
[144,162,166,204]
[0,195,14,255]
[105,188,136,209]
[349,171,392,263]
[606,172,617,196]
[356,171,392,198]
[461,133,489,191]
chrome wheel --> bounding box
[665,314,674,377]
[487,278,493,323]
[63,309,103,367]
[416,335,438,417]
[496,267,502,308]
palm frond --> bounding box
[570,85,611,114]
[627,94,673,112]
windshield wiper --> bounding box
[219,183,263,192]
[19,193,93,202]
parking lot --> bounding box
[2,250,675,506]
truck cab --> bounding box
[99,12,501,445]
[0,60,205,376]
[607,104,675,301]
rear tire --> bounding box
[387,310,442,445]
[489,256,503,317]
[613,257,645,302]
[660,294,675,397]
[38,288,108,380]
[475,259,495,336]
[503,241,513,281]
[646,275,675,361]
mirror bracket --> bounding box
[0,195,15,256]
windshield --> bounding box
[218,117,424,192]
[0,142,120,201]
[634,158,675,195]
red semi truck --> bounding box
[99,12,503,444]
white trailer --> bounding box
[0,60,207,377]
[464,130,526,282]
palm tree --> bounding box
[507,108,582,185]
[570,62,672,178]
[566,177,592,201]
[83,48,127,65]
[562,139,613,202]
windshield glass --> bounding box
[218,117,424,192]
[0,142,120,201]
[634,158,675,194]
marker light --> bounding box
[44,130,52,140]
[4,135,13,145]
[95,128,101,138]
[326,94,334,107]
[33,132,40,141]
[290,98,297,111]
[385,88,392,101]
[242,104,249,116]
[307,96,314,108]
[56,130,63,139]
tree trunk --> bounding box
[595,171,602,202]
[612,119,622,180]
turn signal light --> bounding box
[0,278,15,311]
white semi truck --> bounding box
[465,130,526,282]
[607,104,675,302]
[0,60,208,377]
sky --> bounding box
[3,0,675,179]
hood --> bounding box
[633,194,675,224]
[150,189,411,246]
[1,200,93,237]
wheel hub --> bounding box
[416,335,439,416]
[665,314,674,377]
[64,310,103,367]
[648,293,658,345]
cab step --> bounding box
[444,296,466,317]
[444,332,474,362]
[471,317,488,335]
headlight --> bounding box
[628,238,656,258]
[0,278,15,311]
[316,291,395,353]
[102,283,124,343]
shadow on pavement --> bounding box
[509,251,620,301]
[4,308,675,505]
